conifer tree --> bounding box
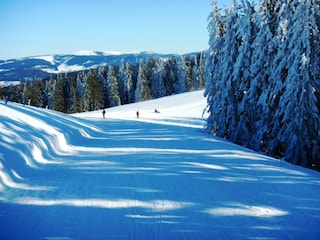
[46,76,55,109]
[22,80,30,105]
[53,74,65,112]
[182,56,193,91]
[204,0,320,170]
[270,0,320,167]
[204,0,225,135]
[74,71,88,112]
[135,60,152,102]
[174,57,187,94]
[207,0,241,139]
[118,60,126,104]
[97,66,108,108]
[125,62,135,104]
[249,0,276,151]
[151,59,167,98]
[163,57,178,95]
[86,69,102,111]
[107,66,121,107]
[192,52,205,90]
[232,0,257,145]
[63,73,74,113]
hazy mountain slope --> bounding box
[0,51,182,81]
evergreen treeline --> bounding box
[2,53,205,112]
[205,0,320,170]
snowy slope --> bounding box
[0,51,182,82]
[0,90,320,239]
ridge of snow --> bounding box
[57,63,86,72]
[72,50,99,56]
[33,55,55,65]
[72,50,147,56]
[101,50,142,56]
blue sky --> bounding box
[0,0,238,60]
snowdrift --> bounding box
[0,90,319,239]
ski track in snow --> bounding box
[0,90,320,239]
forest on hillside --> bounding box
[205,0,320,170]
[1,0,319,172]
[0,53,205,113]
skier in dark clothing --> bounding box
[102,109,106,119]
[136,111,139,118]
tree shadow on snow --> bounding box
[0,103,320,239]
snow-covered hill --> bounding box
[0,90,319,239]
[0,51,180,82]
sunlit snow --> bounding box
[0,90,319,239]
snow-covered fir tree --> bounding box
[118,60,127,104]
[124,62,136,104]
[206,0,242,140]
[151,59,167,98]
[192,52,205,90]
[174,57,187,94]
[96,66,108,108]
[181,56,193,91]
[269,0,320,166]
[248,0,277,151]
[53,74,65,112]
[86,69,102,111]
[135,60,152,102]
[74,71,89,112]
[204,0,226,135]
[232,1,258,145]
[163,57,178,95]
[205,0,320,170]
[107,66,121,107]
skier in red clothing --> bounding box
[136,111,139,118]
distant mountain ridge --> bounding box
[0,51,184,82]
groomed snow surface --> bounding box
[0,90,319,239]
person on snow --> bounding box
[136,111,139,118]
[102,109,106,119]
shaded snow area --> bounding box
[1,90,320,239]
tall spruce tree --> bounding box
[86,69,102,111]
[125,62,135,104]
[97,66,108,108]
[118,60,127,104]
[174,57,187,94]
[249,0,276,151]
[233,1,257,145]
[107,66,121,107]
[151,59,167,98]
[74,71,88,112]
[163,56,178,95]
[53,74,65,112]
[271,0,320,167]
[182,56,193,91]
[192,52,205,90]
[207,0,241,139]
[135,60,152,102]
[204,0,225,135]
[63,73,74,113]
[205,0,320,170]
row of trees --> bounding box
[3,53,205,113]
[205,0,320,169]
